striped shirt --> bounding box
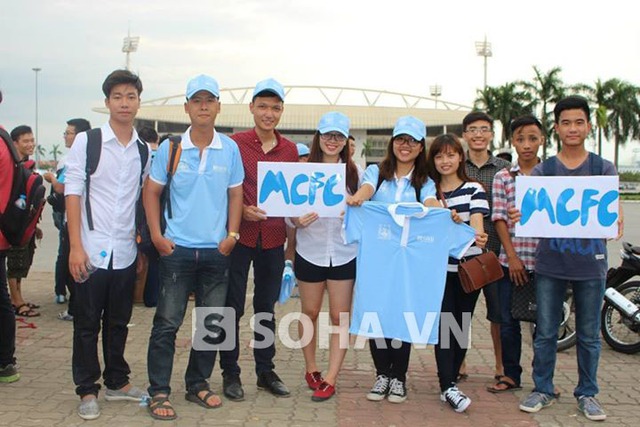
[441,181,489,271]
[465,152,512,254]
[491,166,538,270]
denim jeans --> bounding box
[532,273,605,398]
[0,253,16,367]
[72,258,136,397]
[147,246,229,397]
[219,243,284,376]
[497,267,524,385]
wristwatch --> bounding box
[228,232,240,241]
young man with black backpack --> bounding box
[64,69,150,420]
[43,118,91,320]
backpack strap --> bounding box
[588,152,604,175]
[84,128,102,231]
[136,139,149,187]
[164,136,182,220]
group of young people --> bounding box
[0,68,621,423]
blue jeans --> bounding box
[532,273,605,398]
[147,246,229,397]
[497,267,524,385]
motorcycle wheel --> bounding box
[601,280,640,354]
[529,289,577,352]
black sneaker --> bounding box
[387,378,407,403]
[366,375,390,401]
[223,374,245,401]
[0,364,20,383]
[257,371,290,397]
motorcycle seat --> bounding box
[622,241,640,255]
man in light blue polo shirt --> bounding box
[143,75,244,420]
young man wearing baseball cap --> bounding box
[144,75,244,420]
[219,78,298,400]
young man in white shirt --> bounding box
[64,69,150,420]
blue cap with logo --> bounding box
[393,116,426,141]
[318,112,350,138]
[296,143,310,157]
[253,78,285,101]
[186,75,220,99]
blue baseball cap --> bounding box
[393,116,426,141]
[252,78,285,101]
[317,112,350,138]
[296,143,310,157]
[186,75,220,99]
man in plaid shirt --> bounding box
[463,111,511,380]
[488,115,542,393]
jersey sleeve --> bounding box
[420,178,437,203]
[149,141,170,186]
[229,141,245,188]
[448,220,477,260]
[361,164,379,190]
[344,204,364,245]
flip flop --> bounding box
[26,302,40,309]
[185,390,222,409]
[15,304,40,318]
[148,395,177,421]
[486,376,522,393]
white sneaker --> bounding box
[366,375,390,401]
[105,385,149,402]
[440,386,471,413]
[78,397,100,420]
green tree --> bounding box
[49,143,62,163]
[604,79,640,169]
[474,83,533,147]
[36,144,47,164]
[573,78,615,156]
[520,66,565,159]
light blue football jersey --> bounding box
[345,201,476,344]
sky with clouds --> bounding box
[1,0,639,164]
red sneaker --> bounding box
[312,382,335,402]
[305,371,323,390]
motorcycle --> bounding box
[602,241,640,354]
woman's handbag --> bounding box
[511,272,537,322]
[458,251,504,293]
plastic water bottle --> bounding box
[77,250,107,283]
[14,194,27,210]
[279,260,296,304]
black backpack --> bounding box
[136,135,182,258]
[84,128,149,230]
[0,127,46,247]
[541,152,604,176]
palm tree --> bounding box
[474,83,534,147]
[36,144,47,164]
[604,79,640,169]
[50,144,62,163]
[573,79,615,156]
[520,66,565,159]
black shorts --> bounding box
[295,252,356,283]
[482,281,501,323]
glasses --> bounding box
[393,136,421,147]
[464,126,492,135]
[320,132,347,142]
[63,131,76,137]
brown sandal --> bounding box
[15,304,40,317]
[148,395,177,421]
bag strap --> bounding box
[164,136,182,219]
[84,128,102,231]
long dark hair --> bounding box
[378,135,428,191]
[426,133,475,190]
[308,131,359,194]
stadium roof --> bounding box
[95,86,473,130]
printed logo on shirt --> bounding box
[595,254,605,260]
[212,165,228,174]
[377,224,391,240]
[177,161,191,172]
[416,235,435,243]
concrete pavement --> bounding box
[0,202,638,426]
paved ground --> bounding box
[0,202,638,426]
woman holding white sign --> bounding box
[427,133,489,413]
[288,112,360,402]
[346,116,441,404]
